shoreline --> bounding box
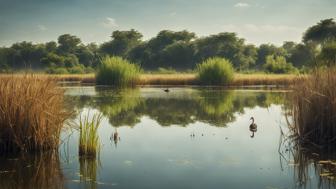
[0,73,303,87]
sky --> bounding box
[0,0,335,46]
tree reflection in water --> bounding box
[0,151,64,189]
[66,87,288,128]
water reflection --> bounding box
[79,157,100,189]
[279,132,336,188]
[0,152,64,189]
[66,87,288,128]
[111,128,121,147]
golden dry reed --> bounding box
[0,75,71,153]
[78,112,102,158]
[1,73,299,86]
[290,68,336,146]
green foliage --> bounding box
[68,65,85,74]
[256,44,286,67]
[263,55,298,74]
[197,57,234,85]
[155,67,178,74]
[303,18,336,44]
[57,34,81,54]
[317,41,336,66]
[46,67,69,74]
[100,29,143,56]
[96,56,141,86]
[1,19,335,73]
[78,112,102,157]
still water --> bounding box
[0,87,334,189]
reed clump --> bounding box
[290,68,336,146]
[0,75,71,153]
[196,57,234,85]
[96,56,141,87]
[78,112,102,158]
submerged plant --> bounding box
[78,112,103,158]
[96,56,141,87]
[0,75,71,153]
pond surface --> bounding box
[0,87,334,189]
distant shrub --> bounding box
[96,56,141,87]
[68,65,85,74]
[156,67,177,74]
[263,55,298,74]
[196,57,234,85]
[46,67,69,74]
[85,66,95,73]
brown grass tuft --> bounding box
[290,68,336,146]
[0,75,71,153]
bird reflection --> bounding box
[110,128,121,147]
[249,117,257,138]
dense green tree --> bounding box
[160,41,195,69]
[128,30,196,69]
[194,32,255,70]
[40,53,65,67]
[317,41,336,66]
[289,43,316,67]
[303,19,336,45]
[57,34,81,54]
[100,29,143,57]
[256,44,286,67]
[263,55,297,73]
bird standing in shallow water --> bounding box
[249,117,257,138]
[164,88,170,93]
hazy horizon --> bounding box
[1,0,335,46]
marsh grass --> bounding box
[196,57,234,85]
[96,56,141,87]
[290,68,336,146]
[0,75,71,153]
[78,112,102,158]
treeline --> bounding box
[0,18,335,74]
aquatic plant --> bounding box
[78,112,103,157]
[196,57,234,85]
[96,56,141,87]
[0,75,71,153]
[290,67,336,146]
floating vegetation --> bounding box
[78,112,103,158]
[0,75,71,153]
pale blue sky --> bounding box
[0,0,335,46]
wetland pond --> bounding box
[0,87,335,189]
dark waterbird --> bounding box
[164,88,170,93]
[249,117,257,138]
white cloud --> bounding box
[234,2,250,8]
[102,17,118,28]
[37,25,47,31]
